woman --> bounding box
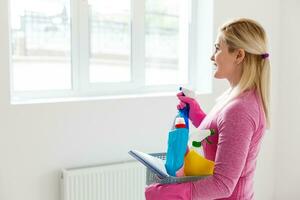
[145,18,270,200]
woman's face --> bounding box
[211,33,243,86]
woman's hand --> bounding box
[145,182,191,200]
[177,92,206,128]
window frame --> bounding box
[9,0,213,102]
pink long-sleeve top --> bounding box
[192,89,266,200]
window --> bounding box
[145,0,189,85]
[9,0,213,101]
[10,0,71,91]
[89,0,131,83]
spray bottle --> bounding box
[165,87,194,176]
[184,129,215,176]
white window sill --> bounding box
[11,90,211,105]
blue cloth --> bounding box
[165,128,189,176]
[165,106,190,176]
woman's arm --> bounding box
[192,102,257,199]
[145,101,258,200]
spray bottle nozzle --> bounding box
[179,87,196,98]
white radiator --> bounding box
[61,161,146,200]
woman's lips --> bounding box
[213,63,217,70]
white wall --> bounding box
[1,0,297,199]
[274,0,300,199]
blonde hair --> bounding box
[213,18,270,127]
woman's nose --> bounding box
[210,54,215,61]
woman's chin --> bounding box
[213,72,226,79]
[213,71,220,78]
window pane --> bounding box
[89,0,131,83]
[10,0,72,91]
[145,0,189,85]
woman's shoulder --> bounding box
[227,90,259,112]
[218,90,261,128]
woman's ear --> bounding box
[235,49,245,65]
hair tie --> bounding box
[261,53,269,59]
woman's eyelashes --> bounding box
[214,45,220,53]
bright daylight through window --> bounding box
[11,0,72,91]
[9,0,204,101]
